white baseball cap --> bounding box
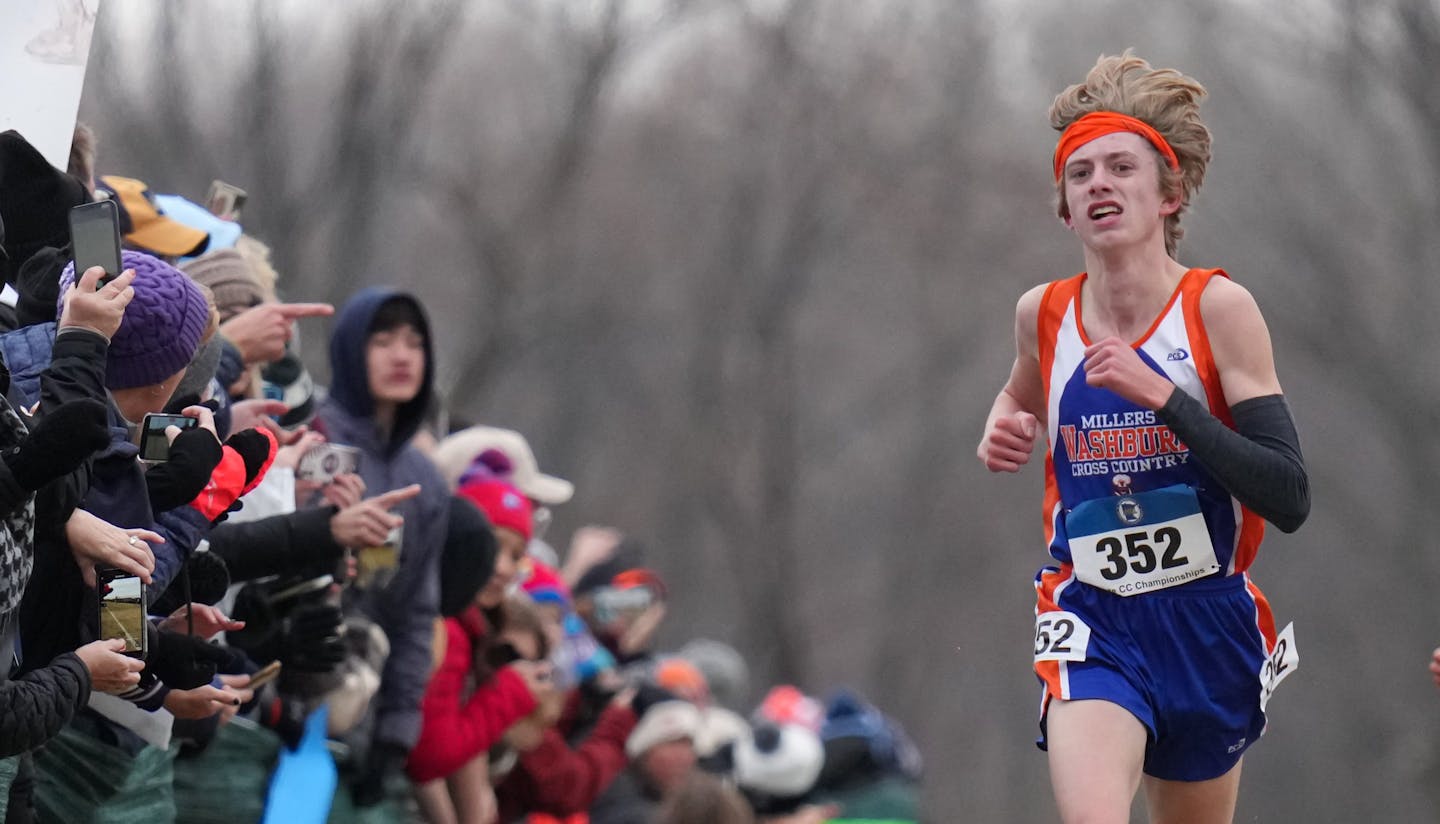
[433,425,574,505]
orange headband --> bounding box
[1053,111,1179,181]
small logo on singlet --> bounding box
[1116,497,1144,525]
[1227,737,1247,754]
[1166,348,1189,361]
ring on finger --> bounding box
[127,536,138,546]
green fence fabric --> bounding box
[323,768,412,824]
[33,724,176,824]
[173,719,284,824]
[815,775,922,822]
[0,755,17,820]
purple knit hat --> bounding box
[59,249,209,389]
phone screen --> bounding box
[98,568,147,657]
[139,413,197,462]
[69,200,123,287]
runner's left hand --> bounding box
[1083,337,1175,410]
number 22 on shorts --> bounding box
[1259,621,1298,712]
[1033,611,1092,663]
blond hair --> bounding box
[233,234,279,301]
[1050,51,1211,256]
[192,283,221,345]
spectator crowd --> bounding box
[0,124,924,823]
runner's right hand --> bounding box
[978,411,1038,473]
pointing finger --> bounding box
[372,484,422,509]
[274,303,334,319]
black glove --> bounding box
[143,426,224,512]
[6,398,110,491]
[226,583,282,663]
[148,626,236,690]
[224,427,277,494]
[351,742,408,808]
[280,603,346,673]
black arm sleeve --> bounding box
[206,507,345,582]
[25,329,110,529]
[42,328,109,408]
[1155,390,1310,533]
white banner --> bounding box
[0,0,101,169]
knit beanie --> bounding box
[733,723,826,813]
[171,336,223,406]
[457,476,533,541]
[260,352,318,427]
[654,658,710,704]
[14,245,68,328]
[519,559,571,607]
[679,639,751,712]
[439,495,499,618]
[181,249,264,322]
[59,249,208,389]
[755,685,825,733]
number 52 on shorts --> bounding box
[1034,611,1092,663]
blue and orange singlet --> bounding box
[1036,268,1265,580]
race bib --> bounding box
[1259,622,1298,712]
[1066,484,1219,596]
[1033,611,1091,663]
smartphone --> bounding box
[139,413,198,462]
[68,200,123,287]
[247,660,283,689]
[295,443,361,484]
[205,180,247,222]
[97,567,148,658]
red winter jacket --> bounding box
[406,607,538,783]
[496,701,638,819]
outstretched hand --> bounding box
[164,682,246,720]
[159,603,245,640]
[329,484,419,549]
[220,302,333,366]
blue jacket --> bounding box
[314,287,448,751]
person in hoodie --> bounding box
[312,287,450,808]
